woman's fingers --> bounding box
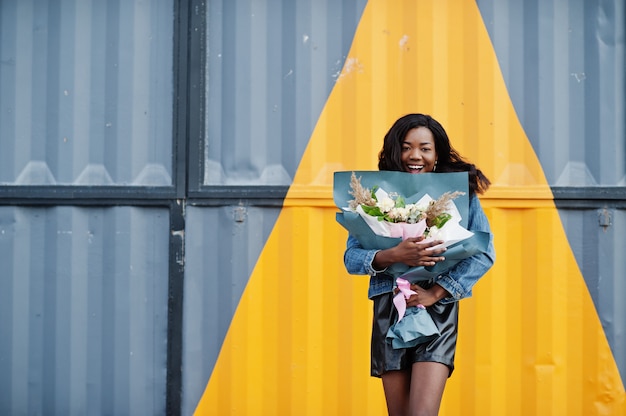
[417,241,446,263]
[396,238,446,266]
[420,240,446,253]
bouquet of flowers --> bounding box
[334,170,490,281]
[347,171,472,244]
[334,170,491,349]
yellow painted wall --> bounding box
[195,0,625,414]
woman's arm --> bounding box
[343,235,385,276]
[426,194,495,304]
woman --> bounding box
[343,113,495,416]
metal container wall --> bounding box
[0,0,174,186]
[181,205,282,416]
[556,206,626,377]
[477,0,626,381]
[0,206,170,415]
[192,0,626,415]
[0,1,176,415]
[478,0,625,187]
[0,0,624,415]
[203,0,368,186]
[183,0,370,412]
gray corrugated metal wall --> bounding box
[0,0,173,186]
[477,0,625,187]
[183,0,368,413]
[0,0,177,414]
[0,0,370,414]
[1,0,624,414]
[182,205,282,413]
[0,206,169,415]
[477,0,626,377]
[203,0,367,185]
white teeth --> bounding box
[408,165,423,170]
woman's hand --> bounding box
[393,237,447,267]
[373,236,446,269]
[406,283,450,308]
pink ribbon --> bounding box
[393,278,416,323]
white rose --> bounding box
[404,204,424,223]
[377,196,395,213]
[390,207,409,222]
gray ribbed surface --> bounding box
[476,0,626,377]
[477,0,625,186]
[0,0,174,186]
[557,208,626,376]
[0,206,169,415]
[0,0,372,413]
[204,0,368,185]
[182,205,281,416]
[1,0,623,413]
[183,0,368,411]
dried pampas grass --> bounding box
[425,191,464,226]
[348,172,376,209]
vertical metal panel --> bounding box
[0,0,174,186]
[0,206,170,415]
[195,0,626,414]
[557,207,626,378]
[476,0,626,384]
[181,204,281,415]
[188,0,367,410]
[196,202,388,415]
[1,0,184,414]
[476,0,625,186]
[204,0,368,185]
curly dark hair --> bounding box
[378,113,491,195]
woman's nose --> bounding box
[409,149,421,160]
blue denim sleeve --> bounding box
[343,234,387,276]
[435,194,495,304]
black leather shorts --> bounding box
[370,286,458,378]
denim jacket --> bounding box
[343,194,495,304]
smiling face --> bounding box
[400,126,438,173]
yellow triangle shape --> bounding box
[195,0,625,414]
